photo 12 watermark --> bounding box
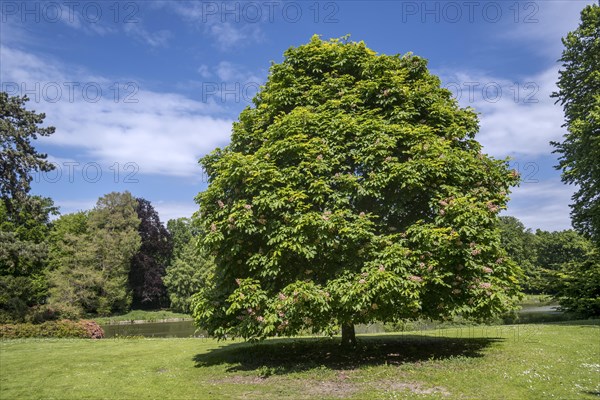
[1,1,140,24]
[1,81,139,104]
[509,161,539,184]
[398,1,539,24]
[200,81,261,104]
[444,81,539,104]
[1,1,341,25]
[34,161,140,184]
[192,1,340,24]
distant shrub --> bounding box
[47,302,85,321]
[25,305,60,324]
[0,319,104,339]
[0,310,16,324]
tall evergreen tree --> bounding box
[0,92,57,321]
[1,93,55,215]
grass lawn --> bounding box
[1,321,598,399]
[92,310,191,325]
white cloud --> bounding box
[437,67,565,158]
[502,179,575,231]
[500,0,596,57]
[46,155,78,166]
[51,199,97,217]
[432,2,594,162]
[169,61,265,111]
[162,2,264,50]
[215,61,263,84]
[153,200,199,222]
[0,19,36,47]
[1,45,233,177]
[208,21,264,50]
[123,24,172,48]
[216,61,240,81]
[56,7,117,37]
[197,64,212,78]
[435,65,574,231]
[46,99,231,176]
[15,2,172,47]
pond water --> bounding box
[100,304,574,338]
[513,305,576,324]
[101,321,204,338]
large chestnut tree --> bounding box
[192,36,521,345]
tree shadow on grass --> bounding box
[193,334,502,374]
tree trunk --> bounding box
[341,323,356,347]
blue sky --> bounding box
[1,0,595,229]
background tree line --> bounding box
[0,191,214,322]
[0,191,214,323]
[498,216,598,315]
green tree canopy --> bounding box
[46,211,99,319]
[0,196,57,322]
[551,4,600,246]
[535,229,593,273]
[534,229,597,316]
[0,93,55,215]
[497,216,539,292]
[554,250,600,316]
[48,192,141,317]
[167,217,198,260]
[192,36,521,345]
[164,217,213,313]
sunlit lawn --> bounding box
[1,321,598,399]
